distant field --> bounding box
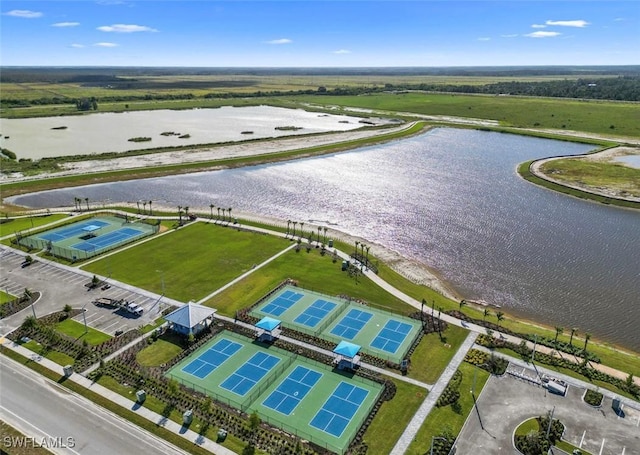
[289,92,640,137]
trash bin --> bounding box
[63,365,74,376]
[136,390,146,403]
[217,429,227,442]
[183,409,193,425]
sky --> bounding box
[1,1,638,67]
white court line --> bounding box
[580,430,586,448]
[599,438,606,455]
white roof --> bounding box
[164,303,216,328]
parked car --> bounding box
[125,302,143,316]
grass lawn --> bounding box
[0,213,69,237]
[540,157,640,198]
[203,246,414,317]
[139,317,166,334]
[407,362,490,454]
[82,221,289,302]
[408,325,469,384]
[514,417,539,436]
[20,339,76,366]
[136,338,183,367]
[0,289,16,304]
[362,379,427,455]
[55,318,112,345]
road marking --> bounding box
[621,446,626,455]
[599,438,606,455]
[579,430,586,447]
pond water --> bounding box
[0,106,382,160]
[10,128,640,350]
[615,154,640,168]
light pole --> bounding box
[471,363,489,430]
[430,436,447,455]
[81,302,88,334]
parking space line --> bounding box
[621,446,626,455]
[580,430,585,448]
[598,438,605,455]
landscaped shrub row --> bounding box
[521,333,601,363]
[514,417,564,455]
[436,370,462,407]
[477,335,640,398]
[463,349,508,375]
[0,291,39,319]
[584,389,604,407]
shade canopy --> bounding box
[255,316,281,332]
[333,340,361,358]
[165,303,216,329]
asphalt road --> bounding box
[0,355,188,455]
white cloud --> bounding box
[525,31,561,38]
[97,24,157,33]
[71,43,85,48]
[94,42,119,47]
[332,49,351,54]
[4,9,43,18]
[531,24,546,29]
[501,34,518,38]
[52,22,80,27]
[546,20,589,28]
[265,38,292,45]
[477,37,491,41]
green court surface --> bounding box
[167,331,382,454]
[251,285,421,363]
[17,215,156,261]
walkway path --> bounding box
[390,331,479,455]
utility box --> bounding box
[183,409,193,425]
[612,397,622,412]
[63,365,74,376]
[136,390,146,403]
[341,260,348,271]
[217,429,227,442]
[328,239,333,247]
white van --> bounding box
[125,302,143,316]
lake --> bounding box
[9,128,640,351]
[0,106,386,160]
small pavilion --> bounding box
[165,303,217,336]
[255,316,282,342]
[333,340,362,370]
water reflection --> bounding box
[10,128,640,350]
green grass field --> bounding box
[289,92,640,137]
[82,221,289,302]
[0,289,16,304]
[54,318,112,345]
[408,326,469,384]
[19,339,76,366]
[540,156,640,197]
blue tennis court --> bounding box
[39,220,109,242]
[262,366,322,415]
[330,309,373,340]
[310,382,369,438]
[293,299,337,328]
[220,352,281,396]
[182,338,242,379]
[370,320,413,354]
[71,227,143,252]
[261,290,304,317]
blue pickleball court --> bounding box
[181,338,242,379]
[262,366,322,415]
[309,382,370,438]
[220,352,281,396]
[370,319,414,354]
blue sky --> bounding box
[1,1,638,67]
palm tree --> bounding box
[148,200,152,215]
[496,311,504,326]
[292,221,297,237]
[142,201,147,214]
[323,227,328,244]
[365,245,370,265]
[209,204,215,219]
[84,197,90,211]
[136,200,141,213]
[287,220,291,237]
[299,222,304,239]
[459,299,467,311]
[554,326,563,344]
[583,333,591,352]
[483,308,490,320]
[355,241,359,259]
[569,327,578,346]
[184,206,189,220]
[317,226,321,243]
[177,205,182,224]
[217,207,221,221]
[228,207,232,222]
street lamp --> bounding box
[81,302,89,334]
[471,362,489,430]
[430,436,447,455]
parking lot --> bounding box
[455,365,640,455]
[0,247,171,336]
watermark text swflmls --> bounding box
[3,436,76,449]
